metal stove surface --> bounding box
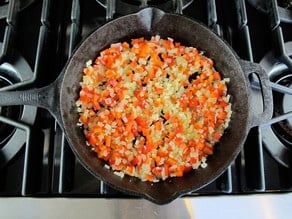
[0,0,291,201]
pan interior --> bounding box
[60,7,250,204]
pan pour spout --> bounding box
[137,7,166,31]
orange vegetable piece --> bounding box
[77,36,232,182]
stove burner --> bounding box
[96,0,193,15]
[0,0,36,19]
[247,0,292,23]
[260,41,292,167]
[0,75,22,147]
[273,74,292,146]
[0,42,37,169]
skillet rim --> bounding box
[59,7,251,204]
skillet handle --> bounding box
[0,80,63,127]
[239,59,273,128]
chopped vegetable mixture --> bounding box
[76,36,232,182]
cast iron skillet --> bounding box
[0,7,273,204]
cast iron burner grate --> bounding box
[0,0,292,200]
[0,0,36,19]
[247,0,292,23]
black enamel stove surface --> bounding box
[0,0,291,198]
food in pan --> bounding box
[76,35,232,182]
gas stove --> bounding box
[0,0,292,199]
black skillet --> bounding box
[0,7,273,204]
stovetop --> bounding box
[0,0,292,199]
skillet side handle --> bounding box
[239,59,273,128]
[0,80,63,127]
